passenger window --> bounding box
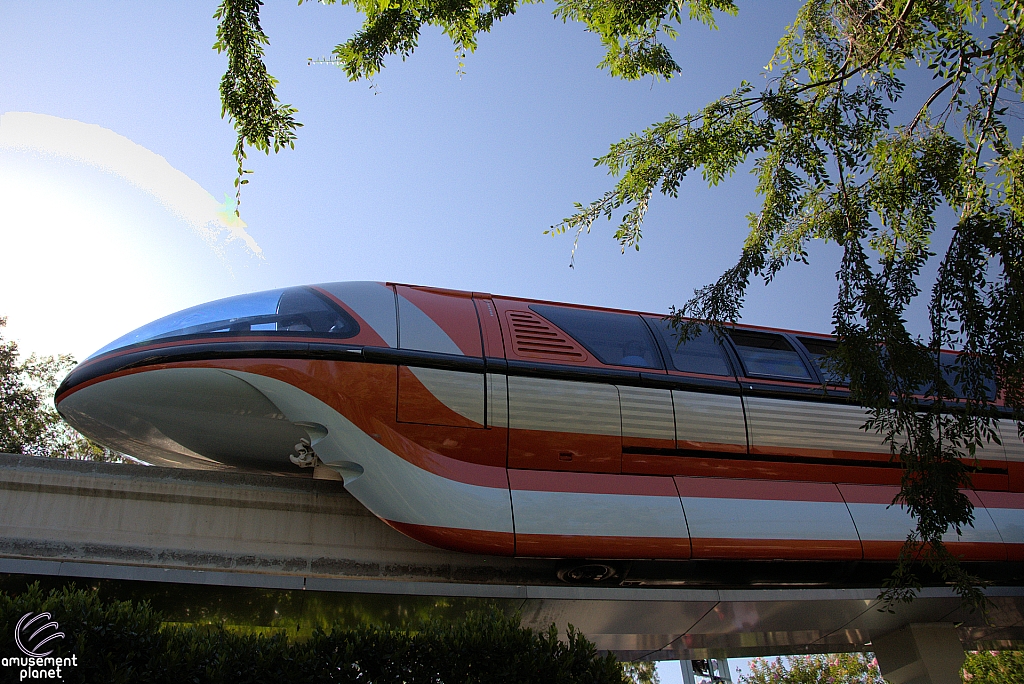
[797,336,849,385]
[647,318,733,376]
[729,330,812,381]
[530,305,663,369]
[938,352,997,401]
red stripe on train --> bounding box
[515,534,691,559]
[372,420,509,488]
[689,537,862,561]
[384,520,515,556]
[676,477,846,503]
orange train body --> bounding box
[55,282,1024,565]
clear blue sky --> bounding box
[1,0,848,363]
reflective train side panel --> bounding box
[55,282,1024,562]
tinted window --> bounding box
[794,341,998,398]
[647,318,733,376]
[937,352,997,400]
[729,330,812,380]
[89,287,359,358]
[797,336,849,385]
[530,305,663,369]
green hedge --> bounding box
[0,584,626,684]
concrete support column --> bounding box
[872,623,965,684]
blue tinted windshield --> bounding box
[88,287,359,359]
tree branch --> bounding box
[792,0,917,95]
[906,77,956,132]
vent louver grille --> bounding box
[506,310,587,361]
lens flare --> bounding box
[0,111,262,258]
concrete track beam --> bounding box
[3,454,1024,658]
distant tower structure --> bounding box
[681,658,732,684]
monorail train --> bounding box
[55,282,1024,567]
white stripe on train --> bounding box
[212,369,1024,558]
[219,369,514,535]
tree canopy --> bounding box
[1,586,630,684]
[214,0,1024,607]
[0,318,109,460]
[739,653,884,684]
[737,651,1024,684]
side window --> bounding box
[797,336,848,385]
[530,305,663,369]
[729,330,812,381]
[646,318,733,376]
[938,352,997,401]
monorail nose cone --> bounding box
[56,367,316,474]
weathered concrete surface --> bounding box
[0,452,553,585]
[2,454,1023,658]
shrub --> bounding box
[0,584,626,684]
